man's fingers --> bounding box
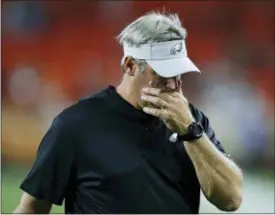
[159,93,176,103]
[142,87,161,96]
[142,107,170,119]
[142,87,180,101]
[141,95,168,108]
[142,87,177,98]
[142,87,188,105]
[162,91,188,104]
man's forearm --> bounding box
[183,133,243,211]
[14,192,52,214]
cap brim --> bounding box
[146,57,200,78]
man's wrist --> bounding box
[178,121,204,143]
[179,118,196,136]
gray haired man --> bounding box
[14,12,243,214]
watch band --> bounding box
[178,122,204,142]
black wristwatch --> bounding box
[178,122,204,142]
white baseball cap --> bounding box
[121,40,200,78]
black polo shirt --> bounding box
[20,85,227,214]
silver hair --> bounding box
[116,11,188,72]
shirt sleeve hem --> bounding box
[20,182,64,206]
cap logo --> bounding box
[170,43,182,55]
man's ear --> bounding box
[123,57,136,76]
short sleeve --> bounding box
[189,103,231,158]
[20,116,75,205]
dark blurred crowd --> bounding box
[2,1,274,170]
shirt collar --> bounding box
[106,85,157,123]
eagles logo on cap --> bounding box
[170,43,183,55]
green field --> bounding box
[2,167,274,213]
[2,168,64,214]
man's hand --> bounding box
[141,87,194,135]
[141,87,243,212]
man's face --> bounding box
[123,57,182,109]
[134,63,182,109]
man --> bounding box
[14,11,243,214]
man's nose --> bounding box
[165,78,177,90]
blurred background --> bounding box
[1,1,274,213]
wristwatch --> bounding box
[178,122,204,142]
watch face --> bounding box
[189,122,203,137]
[194,124,203,137]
